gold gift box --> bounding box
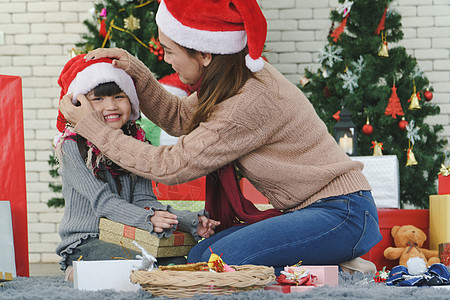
[99,218,197,258]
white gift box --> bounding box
[73,260,142,291]
[0,201,16,277]
[351,155,400,208]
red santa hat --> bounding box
[56,54,140,132]
[158,73,191,97]
[156,0,267,72]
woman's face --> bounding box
[85,90,131,130]
[158,29,211,85]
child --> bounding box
[55,55,219,281]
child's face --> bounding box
[85,90,131,130]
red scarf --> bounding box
[205,163,283,232]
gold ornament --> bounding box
[378,32,389,57]
[406,147,418,166]
[371,141,384,156]
[299,76,310,87]
[408,81,421,110]
[124,15,141,31]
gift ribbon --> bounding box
[439,164,450,176]
[173,231,185,246]
[123,225,135,239]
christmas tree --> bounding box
[48,0,172,208]
[301,0,446,208]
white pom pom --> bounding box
[245,54,265,72]
[406,257,427,275]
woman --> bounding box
[59,0,382,274]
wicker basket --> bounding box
[130,265,275,298]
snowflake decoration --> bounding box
[411,65,424,79]
[124,14,141,31]
[337,0,354,17]
[339,69,359,93]
[406,120,421,145]
[318,44,343,68]
[351,56,365,75]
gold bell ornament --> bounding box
[371,141,384,156]
[406,141,418,166]
[378,32,389,58]
[408,81,421,110]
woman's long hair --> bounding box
[185,48,257,132]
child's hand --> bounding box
[197,216,220,238]
[150,210,178,233]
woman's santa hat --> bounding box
[56,54,140,132]
[156,0,267,72]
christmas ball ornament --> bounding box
[399,118,408,131]
[424,89,433,101]
[362,117,373,135]
[323,86,332,98]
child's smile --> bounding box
[85,90,131,130]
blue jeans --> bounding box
[187,190,382,274]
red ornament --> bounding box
[323,86,332,98]
[385,84,404,119]
[399,118,408,131]
[363,124,373,135]
[333,111,341,122]
[424,90,433,101]
[149,37,164,60]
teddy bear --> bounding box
[384,225,440,274]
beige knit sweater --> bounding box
[74,54,371,211]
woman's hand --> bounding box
[59,93,95,127]
[197,216,220,238]
[84,48,130,70]
[150,210,178,233]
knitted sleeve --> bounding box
[125,53,197,137]
[131,176,208,240]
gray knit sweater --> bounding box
[56,138,206,268]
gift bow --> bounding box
[276,268,317,286]
[439,164,450,176]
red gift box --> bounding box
[152,177,205,201]
[439,243,450,266]
[438,175,450,195]
[0,75,29,277]
[361,209,429,271]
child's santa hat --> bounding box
[56,54,140,132]
[156,0,267,72]
[158,73,191,97]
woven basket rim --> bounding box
[130,264,276,294]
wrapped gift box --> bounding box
[350,155,399,208]
[429,195,450,250]
[265,265,338,293]
[153,177,205,201]
[361,208,429,270]
[438,175,450,195]
[239,178,269,204]
[73,260,141,291]
[99,218,197,258]
[439,243,450,266]
[0,75,28,277]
